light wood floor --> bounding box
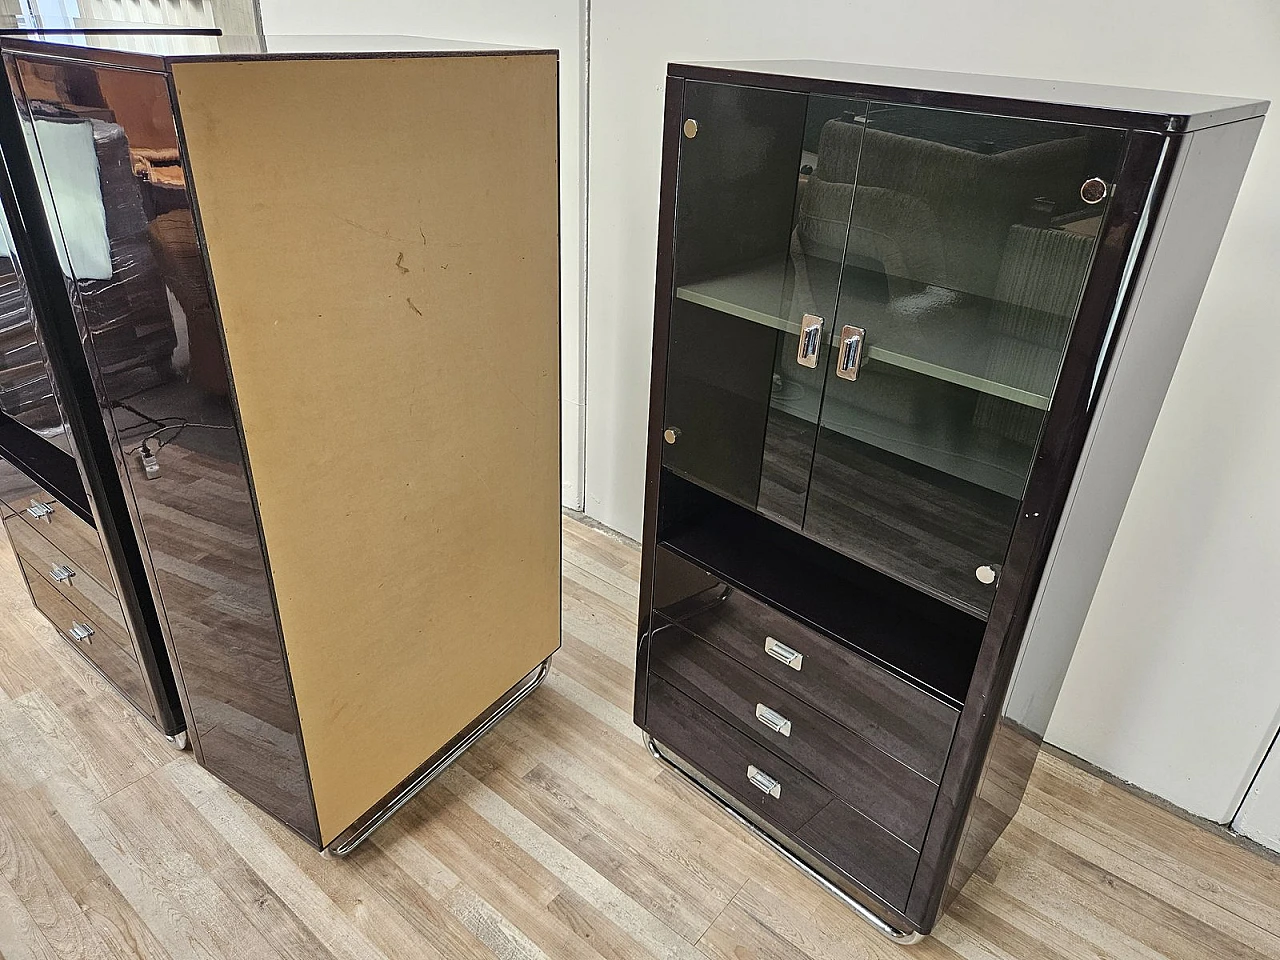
[0,514,1277,960]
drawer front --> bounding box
[653,546,958,781]
[646,676,918,910]
[2,478,112,588]
[20,558,152,715]
[5,514,134,656]
[651,619,936,848]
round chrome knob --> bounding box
[663,427,681,445]
[1081,177,1108,205]
[683,118,698,139]
[975,565,998,585]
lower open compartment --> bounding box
[656,469,984,706]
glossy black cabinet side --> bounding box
[0,51,182,737]
[635,75,685,730]
[0,46,318,844]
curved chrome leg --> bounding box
[166,730,190,751]
[643,733,923,944]
[322,656,553,858]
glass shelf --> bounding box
[676,261,1058,410]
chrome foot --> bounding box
[643,733,923,944]
[166,730,190,751]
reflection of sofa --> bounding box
[793,115,1089,302]
[80,118,179,388]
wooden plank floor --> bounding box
[0,513,1276,959]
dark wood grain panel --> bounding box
[0,473,112,587]
[19,556,152,715]
[650,619,937,847]
[653,546,958,780]
[794,798,918,911]
[647,675,830,834]
[646,675,920,911]
[4,512,134,658]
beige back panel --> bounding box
[171,53,561,844]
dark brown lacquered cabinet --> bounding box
[635,61,1266,940]
[0,33,561,854]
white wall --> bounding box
[1237,738,1280,850]
[583,0,1280,827]
[258,0,587,508]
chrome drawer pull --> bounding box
[68,622,93,643]
[26,499,54,521]
[50,565,74,583]
[836,324,866,381]
[755,703,793,737]
[764,636,802,671]
[796,314,824,368]
[746,764,782,798]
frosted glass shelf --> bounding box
[676,263,1059,410]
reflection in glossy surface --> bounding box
[0,209,72,450]
[6,51,317,841]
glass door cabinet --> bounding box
[639,60,1264,941]
[661,80,1125,618]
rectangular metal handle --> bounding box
[26,499,54,521]
[764,636,802,671]
[50,564,74,583]
[796,314,824,368]
[746,764,782,798]
[755,703,793,737]
[68,622,93,643]
[836,324,866,381]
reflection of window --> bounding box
[6,119,113,280]
[18,0,259,55]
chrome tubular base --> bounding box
[322,657,554,858]
[644,733,923,944]
[166,730,189,751]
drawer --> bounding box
[646,676,919,910]
[653,546,958,781]
[20,558,152,715]
[4,513,133,656]
[1,477,112,588]
[650,619,936,848]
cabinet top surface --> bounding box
[670,60,1267,132]
[0,27,554,69]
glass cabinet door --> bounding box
[661,81,866,524]
[801,104,1127,616]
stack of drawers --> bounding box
[0,465,153,719]
[645,547,959,912]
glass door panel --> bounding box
[662,80,865,522]
[803,103,1127,616]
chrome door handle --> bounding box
[755,703,793,737]
[764,636,802,671]
[26,499,54,521]
[747,764,782,798]
[50,564,74,583]
[797,314,824,368]
[836,324,866,381]
[68,622,93,643]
